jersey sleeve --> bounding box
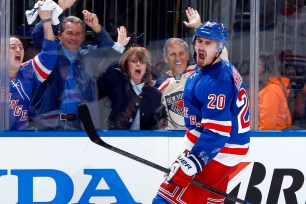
[183,71,205,151]
[28,38,58,84]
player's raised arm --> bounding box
[183,7,202,29]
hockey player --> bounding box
[152,21,250,203]
[8,8,58,130]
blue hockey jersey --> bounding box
[183,60,250,167]
[9,39,58,130]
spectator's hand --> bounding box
[82,10,102,33]
[183,7,202,29]
[38,6,52,20]
[58,0,76,11]
[116,26,130,47]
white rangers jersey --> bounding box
[158,68,194,130]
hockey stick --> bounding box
[78,104,250,204]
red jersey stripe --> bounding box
[220,146,249,155]
[33,58,49,80]
[186,130,199,144]
[158,80,170,92]
[202,122,231,134]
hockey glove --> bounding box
[165,151,203,188]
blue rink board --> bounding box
[0,130,306,137]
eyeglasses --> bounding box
[129,59,146,65]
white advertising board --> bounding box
[0,133,305,204]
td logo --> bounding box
[0,169,141,204]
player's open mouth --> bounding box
[199,53,205,61]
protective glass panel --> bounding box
[258,0,306,130]
[4,0,257,131]
[0,0,9,130]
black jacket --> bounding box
[97,66,165,130]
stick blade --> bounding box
[78,103,101,143]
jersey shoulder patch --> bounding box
[231,66,243,90]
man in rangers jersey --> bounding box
[9,8,58,130]
[158,38,193,130]
[154,38,190,89]
[153,21,250,204]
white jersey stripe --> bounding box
[201,118,232,126]
[188,129,201,137]
[224,143,250,149]
[208,128,231,137]
[213,152,248,166]
[183,137,195,151]
[201,118,231,137]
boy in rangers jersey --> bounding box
[153,21,250,203]
[9,8,58,130]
